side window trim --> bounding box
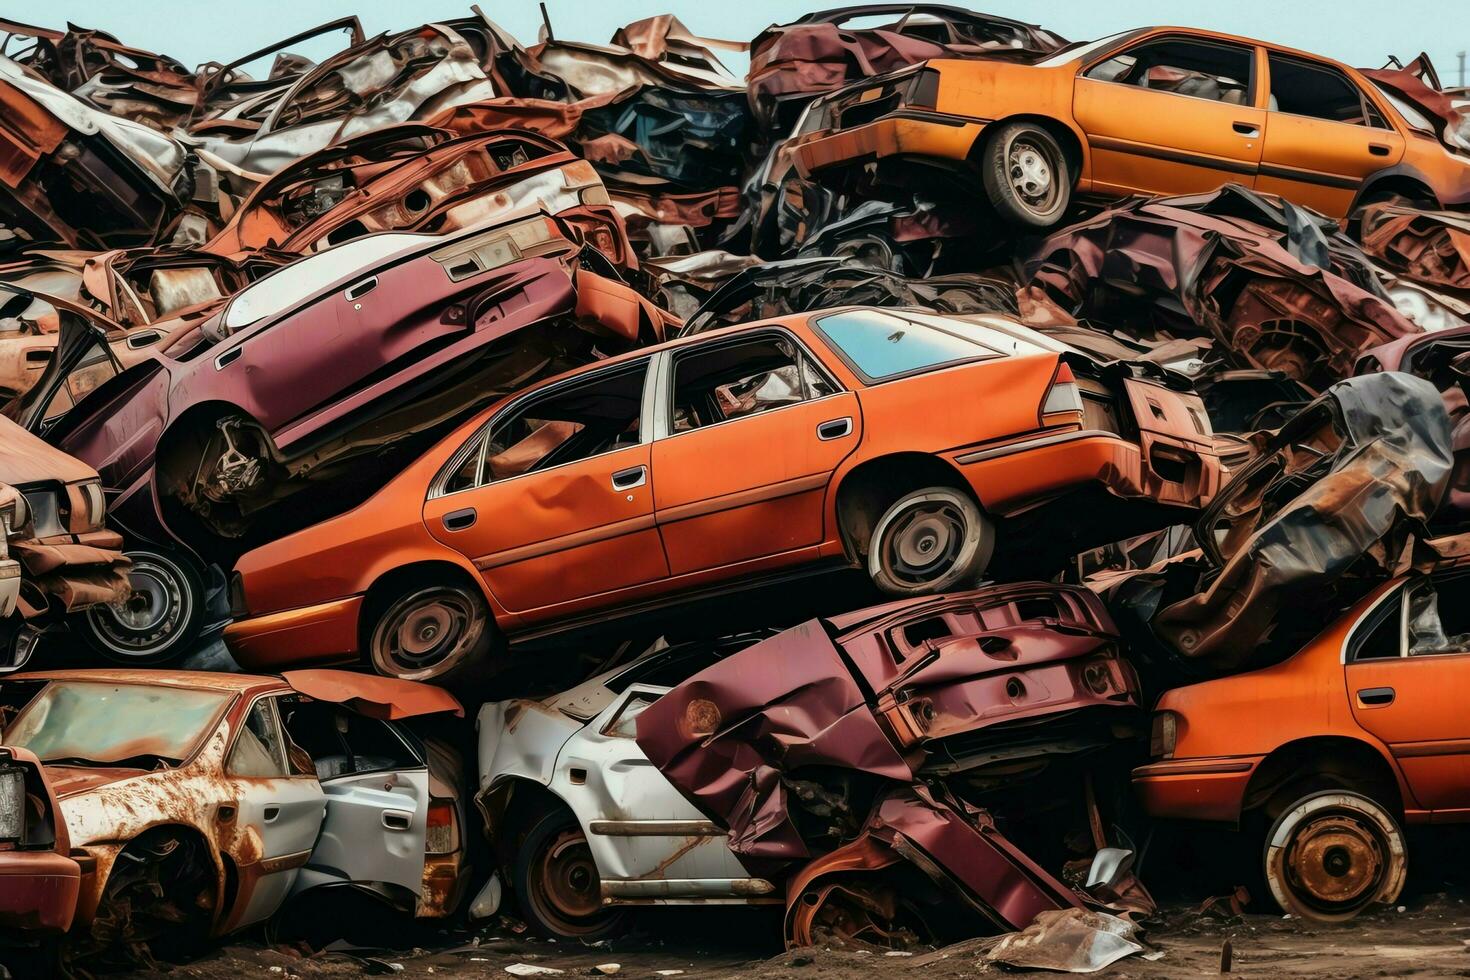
[1265,52,1388,129]
[1341,582,1405,663]
[428,356,655,498]
[653,328,843,442]
[225,693,291,778]
[1081,33,1257,106]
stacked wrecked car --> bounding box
[2,5,1470,974]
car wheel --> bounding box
[981,122,1072,229]
[514,809,628,941]
[866,487,993,597]
[1263,789,1407,922]
[79,549,205,665]
[367,583,491,685]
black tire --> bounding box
[1262,789,1407,922]
[78,549,206,665]
[865,487,994,597]
[366,582,494,686]
[980,121,1072,229]
[513,809,628,942]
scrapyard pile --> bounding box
[2,7,1470,976]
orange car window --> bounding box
[1086,38,1253,106]
[1268,54,1383,128]
[671,334,823,430]
[1406,575,1470,656]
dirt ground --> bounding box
[114,893,1470,980]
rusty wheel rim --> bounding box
[370,586,485,681]
[529,828,609,932]
[1282,812,1388,911]
[880,500,967,589]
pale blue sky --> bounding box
[2,1,1467,85]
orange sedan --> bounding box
[793,27,1470,227]
[1134,560,1470,921]
[225,309,1220,684]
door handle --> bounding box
[611,465,646,491]
[817,417,853,440]
[125,330,162,350]
[344,276,378,301]
[1232,121,1260,137]
[381,810,412,831]
[442,507,476,532]
[1357,687,1395,706]
[263,805,280,823]
[1368,143,1391,156]
[214,346,242,371]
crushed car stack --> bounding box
[1,6,1469,973]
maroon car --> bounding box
[12,212,670,665]
[635,583,1148,946]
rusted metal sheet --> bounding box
[1358,202,1470,294]
[281,668,463,719]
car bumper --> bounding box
[955,430,1222,516]
[223,595,364,670]
[794,114,985,176]
[0,849,80,933]
[1132,756,1264,824]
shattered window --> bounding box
[1405,575,1470,656]
[814,309,994,381]
[1085,38,1253,105]
[480,363,646,483]
[670,334,833,432]
[1268,55,1378,126]
[226,697,290,778]
[5,682,230,766]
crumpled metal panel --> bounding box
[1358,202,1470,294]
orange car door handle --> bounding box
[1357,687,1395,706]
[1231,121,1259,137]
[611,465,646,491]
[1368,143,1392,156]
[817,417,853,440]
[442,507,476,532]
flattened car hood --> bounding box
[282,669,464,719]
[0,411,98,485]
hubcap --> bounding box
[538,830,603,921]
[85,554,190,656]
[881,501,968,589]
[1007,138,1059,211]
[371,586,486,680]
[1285,813,1386,908]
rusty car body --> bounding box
[0,743,79,961]
[474,633,779,939]
[0,668,468,959]
[1133,541,1470,921]
[222,308,1220,685]
[634,585,1148,945]
[792,26,1470,229]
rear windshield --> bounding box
[813,309,998,380]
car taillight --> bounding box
[0,765,26,842]
[1150,711,1179,760]
[1041,361,1085,425]
[425,799,458,855]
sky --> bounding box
[2,0,1467,85]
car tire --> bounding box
[514,809,628,942]
[980,121,1072,229]
[866,487,994,597]
[367,582,493,686]
[79,549,206,665]
[1262,789,1407,922]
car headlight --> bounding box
[0,764,26,842]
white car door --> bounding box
[223,694,326,927]
[551,684,760,901]
[279,700,430,899]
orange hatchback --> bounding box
[1134,561,1470,921]
[225,309,1221,683]
[794,26,1470,227]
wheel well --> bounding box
[973,115,1084,183]
[358,560,488,655]
[834,453,976,560]
[1359,175,1438,209]
[154,401,252,491]
[113,824,223,919]
[479,778,570,877]
[1242,737,1403,823]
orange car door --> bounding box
[1072,35,1264,197]
[1346,574,1470,813]
[422,359,669,617]
[652,332,860,576]
[1255,53,1405,217]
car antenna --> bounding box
[539,2,554,43]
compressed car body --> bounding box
[0,668,468,959]
[223,307,1220,684]
[0,744,79,944]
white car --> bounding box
[475,635,779,939]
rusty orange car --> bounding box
[1133,560,1470,922]
[224,308,1221,684]
[793,27,1470,227]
